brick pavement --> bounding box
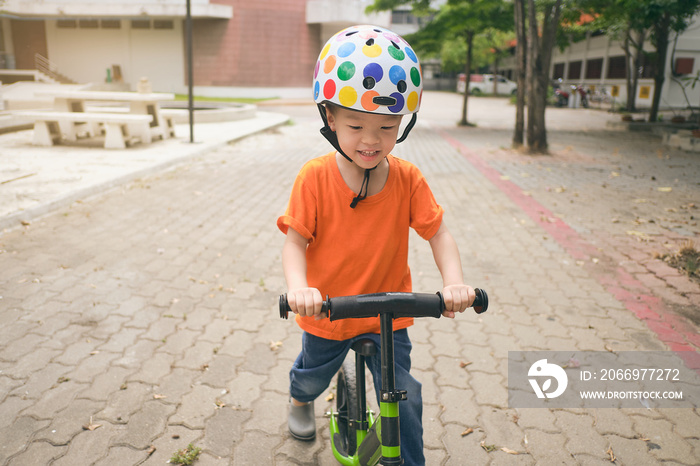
[1,94,699,465]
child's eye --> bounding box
[382,126,396,130]
[349,125,362,130]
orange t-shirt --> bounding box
[277,152,444,340]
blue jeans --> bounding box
[290,329,425,466]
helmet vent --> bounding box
[373,96,397,106]
[391,41,400,49]
[346,31,358,36]
[397,80,407,93]
[366,38,375,46]
[363,76,376,90]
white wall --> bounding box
[44,19,185,93]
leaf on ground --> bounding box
[154,394,167,399]
[657,187,673,192]
[269,340,283,351]
[459,360,472,368]
[606,446,616,462]
[501,447,520,455]
[83,416,102,431]
[461,427,474,437]
[626,230,650,242]
[325,393,335,402]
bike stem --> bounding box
[378,312,405,465]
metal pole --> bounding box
[186,0,194,143]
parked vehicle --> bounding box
[551,80,589,108]
[457,74,518,96]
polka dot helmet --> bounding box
[313,25,422,115]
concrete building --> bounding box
[499,13,700,110]
[0,0,389,98]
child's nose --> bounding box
[361,130,380,145]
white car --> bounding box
[458,74,518,96]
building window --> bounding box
[153,20,174,30]
[101,20,121,29]
[567,61,582,80]
[640,53,656,78]
[607,55,626,79]
[675,57,694,75]
[57,20,77,28]
[131,20,151,29]
[585,58,603,79]
[79,19,99,29]
[553,63,565,79]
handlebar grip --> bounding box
[472,288,488,314]
[278,294,330,319]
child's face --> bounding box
[326,106,403,169]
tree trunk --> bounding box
[625,28,646,113]
[630,29,646,113]
[513,0,526,148]
[623,28,634,112]
[459,30,475,126]
[649,13,670,123]
[525,0,561,154]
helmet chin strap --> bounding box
[317,103,418,208]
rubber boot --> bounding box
[288,400,316,441]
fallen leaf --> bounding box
[626,230,650,242]
[501,447,520,455]
[325,393,335,402]
[82,416,102,431]
[146,445,156,457]
[214,399,226,409]
[459,361,473,368]
[609,171,620,178]
[606,446,616,462]
[657,187,673,192]
[153,394,167,399]
[461,428,474,437]
[269,340,283,351]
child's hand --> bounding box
[287,287,325,320]
[441,284,475,318]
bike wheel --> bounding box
[336,359,360,456]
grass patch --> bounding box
[169,443,202,465]
[661,240,700,282]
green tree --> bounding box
[577,0,700,119]
[369,0,512,126]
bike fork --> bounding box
[377,312,405,465]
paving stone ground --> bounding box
[0,93,698,465]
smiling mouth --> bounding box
[358,150,379,158]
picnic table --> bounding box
[22,89,176,149]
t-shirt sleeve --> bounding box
[277,166,317,241]
[410,172,444,241]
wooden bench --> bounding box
[16,111,153,149]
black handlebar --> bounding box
[279,288,488,320]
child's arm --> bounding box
[282,228,325,319]
[429,222,475,318]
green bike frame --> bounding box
[329,312,405,466]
